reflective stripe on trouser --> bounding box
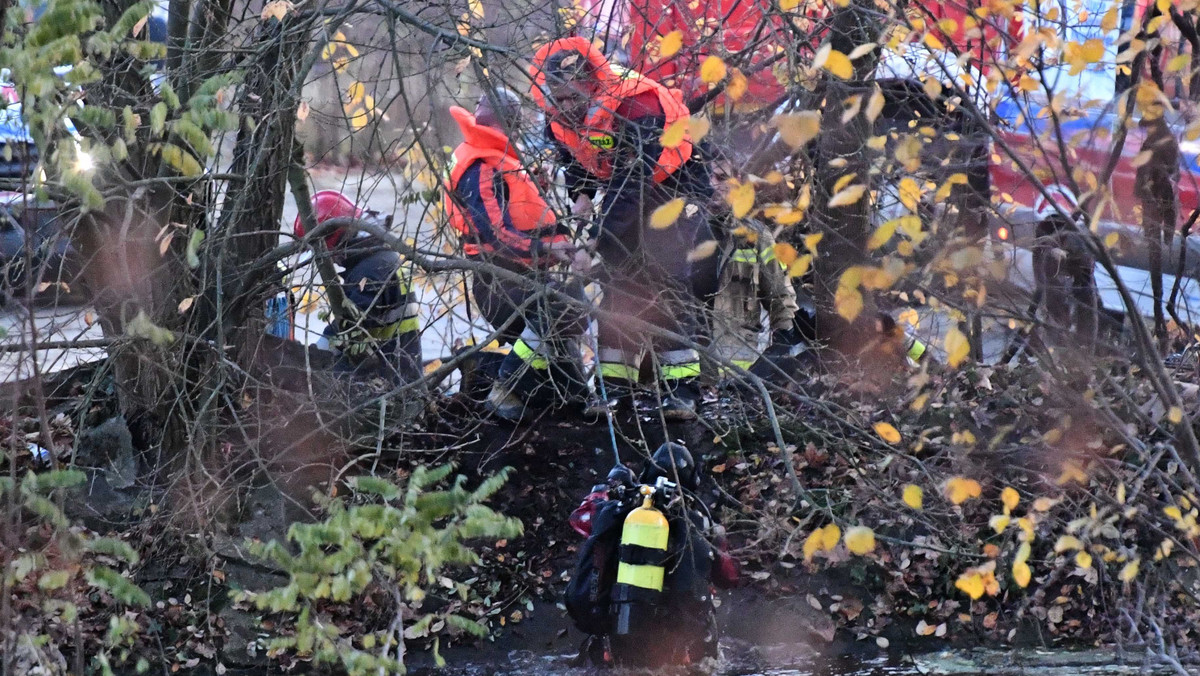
[598,346,640,382]
[658,348,700,381]
[906,336,927,363]
[511,328,549,370]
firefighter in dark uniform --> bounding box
[529,37,720,420]
[444,88,589,420]
[293,190,422,384]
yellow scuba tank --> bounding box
[612,486,670,635]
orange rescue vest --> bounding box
[444,106,558,260]
[530,37,693,184]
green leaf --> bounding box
[156,142,203,177]
[108,0,156,38]
[149,102,167,137]
[171,118,214,158]
[87,537,141,564]
[186,228,205,267]
[159,81,180,110]
[38,569,71,591]
[87,566,151,606]
[348,475,400,501]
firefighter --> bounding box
[565,442,737,667]
[292,190,422,384]
[708,200,807,383]
[444,87,590,420]
[529,37,720,421]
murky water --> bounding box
[431,647,1173,676]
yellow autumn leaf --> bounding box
[689,116,711,142]
[824,49,853,79]
[844,526,876,555]
[788,254,812,278]
[687,240,719,261]
[903,484,924,509]
[178,296,196,313]
[650,198,685,229]
[1015,541,1031,564]
[1075,551,1093,569]
[1054,535,1083,553]
[868,218,901,250]
[1101,6,1118,32]
[347,81,365,105]
[780,0,800,10]
[1080,39,1105,63]
[1104,232,1120,248]
[700,55,727,84]
[873,422,901,444]
[774,242,799,266]
[1001,487,1020,513]
[924,32,946,50]
[945,477,983,505]
[1119,559,1139,582]
[898,177,921,212]
[804,232,823,254]
[261,0,294,21]
[865,86,885,123]
[1032,497,1056,512]
[727,180,756,218]
[659,30,683,58]
[989,514,1011,534]
[828,184,866,208]
[774,112,821,149]
[835,286,864,322]
[350,110,369,130]
[820,523,842,550]
[727,70,748,101]
[955,571,986,600]
[1012,560,1032,587]
[468,0,484,18]
[945,327,970,368]
[661,118,689,149]
[1168,53,1189,73]
[803,529,823,561]
[1016,517,1035,541]
[1168,406,1184,424]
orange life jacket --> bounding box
[529,37,693,184]
[444,106,560,262]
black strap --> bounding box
[619,543,668,567]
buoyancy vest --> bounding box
[444,106,559,261]
[529,37,693,184]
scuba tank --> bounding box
[612,478,674,635]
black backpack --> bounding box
[565,500,626,636]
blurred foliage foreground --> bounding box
[5,351,1200,674]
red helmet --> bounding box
[293,190,362,248]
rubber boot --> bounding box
[661,378,700,421]
[483,352,545,422]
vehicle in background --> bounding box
[0,192,84,305]
[987,0,1200,325]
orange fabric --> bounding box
[529,37,693,183]
[444,106,559,260]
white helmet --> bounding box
[1033,184,1079,221]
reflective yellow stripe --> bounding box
[599,362,639,381]
[395,268,412,295]
[660,362,701,381]
[616,562,664,591]
[907,338,927,363]
[512,338,549,369]
[366,316,420,341]
[731,247,786,270]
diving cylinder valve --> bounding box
[612,485,670,635]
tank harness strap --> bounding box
[618,543,669,567]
